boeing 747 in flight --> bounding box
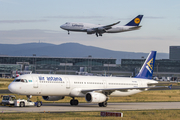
[60,15,143,37]
[8,51,171,107]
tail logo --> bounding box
[134,18,140,24]
[146,58,154,73]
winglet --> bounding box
[168,84,172,89]
[125,15,143,26]
[135,51,156,79]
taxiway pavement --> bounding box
[1,102,180,113]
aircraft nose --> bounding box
[60,25,64,29]
[60,24,66,29]
[8,83,17,93]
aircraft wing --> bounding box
[81,85,170,94]
[101,21,120,30]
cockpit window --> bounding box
[65,22,70,24]
[13,79,28,83]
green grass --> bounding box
[1,110,180,120]
[0,78,13,90]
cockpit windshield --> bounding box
[13,79,28,83]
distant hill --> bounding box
[0,42,168,64]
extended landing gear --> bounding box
[98,101,107,107]
[96,32,98,37]
[70,97,79,106]
[68,30,70,35]
[95,32,102,37]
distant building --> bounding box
[1,53,180,78]
[0,56,120,77]
[121,59,180,77]
[169,46,180,59]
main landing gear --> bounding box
[68,30,70,35]
[70,97,107,107]
[95,32,102,37]
[98,101,107,107]
[70,97,79,106]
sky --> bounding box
[0,0,180,53]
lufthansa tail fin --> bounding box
[125,15,143,26]
[135,51,156,79]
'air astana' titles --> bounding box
[39,76,62,81]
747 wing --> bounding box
[86,21,120,37]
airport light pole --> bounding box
[157,63,159,77]
[33,54,36,73]
[65,59,67,75]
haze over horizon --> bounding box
[0,0,180,53]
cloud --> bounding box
[0,19,48,24]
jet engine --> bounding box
[85,92,107,103]
[87,29,96,34]
[42,96,65,101]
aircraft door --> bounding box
[103,80,107,88]
[32,76,38,88]
[65,77,70,89]
[138,80,145,87]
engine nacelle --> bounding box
[87,29,95,34]
[85,92,107,103]
[42,96,65,101]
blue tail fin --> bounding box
[135,51,156,79]
[125,15,143,26]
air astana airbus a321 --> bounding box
[60,15,143,37]
[8,51,171,107]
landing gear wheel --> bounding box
[96,32,98,37]
[20,102,24,107]
[70,100,73,105]
[98,103,103,107]
[37,101,41,107]
[98,102,107,107]
[74,100,79,105]
[68,31,70,35]
[70,99,79,106]
[102,102,107,107]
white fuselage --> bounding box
[60,22,140,33]
[8,74,157,97]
